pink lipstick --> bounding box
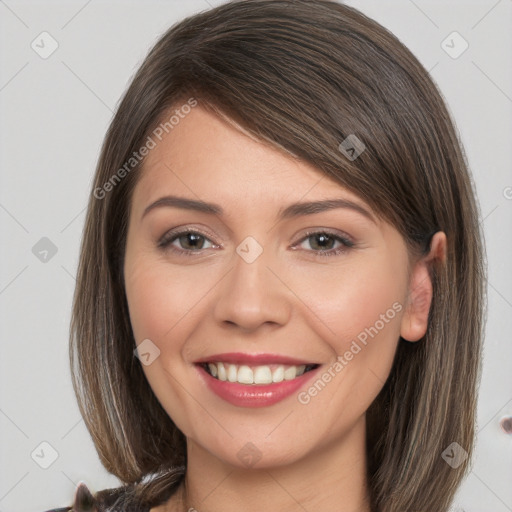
[194,352,320,408]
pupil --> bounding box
[181,233,203,249]
[312,233,334,250]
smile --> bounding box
[194,353,321,408]
[202,362,318,385]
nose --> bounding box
[212,239,291,332]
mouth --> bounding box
[194,352,322,407]
[199,362,320,385]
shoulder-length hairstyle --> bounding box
[69,0,486,510]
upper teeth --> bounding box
[207,362,307,385]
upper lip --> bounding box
[194,352,318,366]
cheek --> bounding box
[294,252,407,403]
[124,258,201,434]
[291,260,405,422]
[124,258,187,344]
[124,256,220,364]
[294,256,405,343]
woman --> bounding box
[45,0,485,510]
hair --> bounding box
[69,0,486,510]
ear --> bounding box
[400,231,447,342]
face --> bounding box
[123,104,432,469]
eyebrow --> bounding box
[141,195,376,223]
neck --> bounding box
[175,415,371,512]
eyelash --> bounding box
[158,228,355,258]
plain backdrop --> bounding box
[0,1,511,511]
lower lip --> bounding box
[196,365,320,408]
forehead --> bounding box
[132,105,367,214]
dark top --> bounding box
[42,482,151,512]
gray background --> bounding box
[0,1,511,511]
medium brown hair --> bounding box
[69,1,486,510]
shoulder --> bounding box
[41,482,150,512]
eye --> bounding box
[158,228,355,258]
[293,230,355,257]
[158,229,217,256]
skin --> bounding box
[123,104,446,512]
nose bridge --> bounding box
[212,234,290,330]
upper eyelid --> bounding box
[159,226,220,246]
[298,229,354,244]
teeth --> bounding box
[271,366,284,383]
[227,364,238,382]
[283,366,297,380]
[208,363,218,378]
[238,365,253,384]
[253,366,272,384]
[205,362,313,385]
[296,365,306,376]
[217,362,227,381]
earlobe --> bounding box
[400,232,447,342]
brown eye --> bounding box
[158,230,216,254]
[308,233,337,251]
[295,230,355,257]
